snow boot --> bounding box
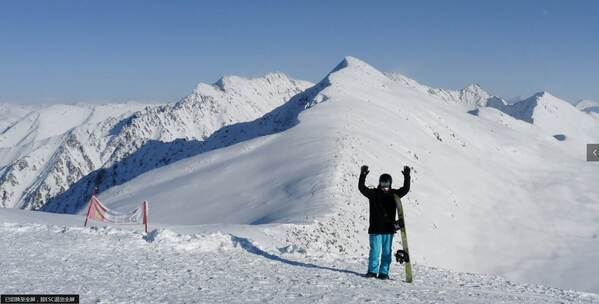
[365,272,377,278]
[377,273,389,280]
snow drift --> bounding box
[2,215,597,303]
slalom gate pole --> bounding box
[83,197,93,227]
[143,201,148,233]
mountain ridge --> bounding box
[0,73,311,210]
[88,57,599,293]
[1,57,598,293]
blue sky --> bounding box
[0,0,598,104]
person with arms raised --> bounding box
[358,164,411,280]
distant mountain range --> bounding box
[1,56,598,292]
[0,73,310,210]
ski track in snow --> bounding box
[1,222,597,304]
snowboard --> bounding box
[394,195,413,283]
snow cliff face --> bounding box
[0,73,311,211]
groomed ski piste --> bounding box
[2,57,599,303]
[1,209,598,304]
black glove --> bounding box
[361,165,369,175]
[402,166,411,176]
[393,218,405,231]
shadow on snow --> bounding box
[230,235,364,278]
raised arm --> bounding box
[358,165,373,198]
[394,166,411,198]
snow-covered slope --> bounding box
[488,92,599,147]
[385,72,506,110]
[2,212,597,303]
[577,99,599,113]
[90,57,599,293]
[0,103,39,134]
[0,103,134,148]
[0,73,311,211]
[0,103,152,209]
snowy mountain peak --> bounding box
[532,91,552,99]
[329,56,384,76]
[322,56,391,91]
[333,56,369,69]
[459,83,491,104]
[182,72,312,111]
[576,99,599,113]
[417,82,495,109]
[212,72,294,92]
[487,91,563,124]
[486,90,598,145]
[0,71,312,210]
[530,91,581,111]
[463,83,487,95]
[576,99,598,107]
[213,75,242,91]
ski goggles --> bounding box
[379,181,391,188]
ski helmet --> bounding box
[379,173,392,188]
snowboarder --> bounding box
[359,164,410,280]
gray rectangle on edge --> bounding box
[588,144,599,161]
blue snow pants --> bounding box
[368,234,394,275]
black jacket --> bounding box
[358,172,410,234]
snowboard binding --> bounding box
[393,219,405,232]
[395,249,410,264]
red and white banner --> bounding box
[84,196,149,233]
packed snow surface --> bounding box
[1,211,598,304]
